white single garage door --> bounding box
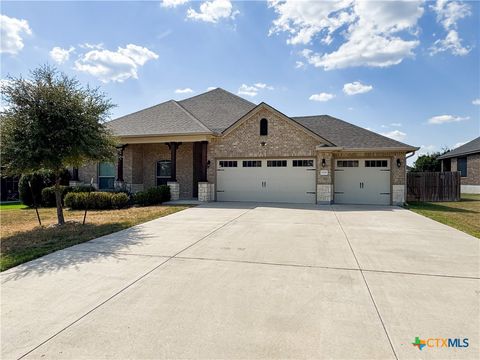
[334,159,391,205]
[216,158,316,204]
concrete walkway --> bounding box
[1,203,479,359]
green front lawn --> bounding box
[0,202,28,211]
[405,194,480,238]
[0,205,189,271]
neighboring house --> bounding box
[74,88,418,205]
[438,137,480,194]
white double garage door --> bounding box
[216,158,391,205]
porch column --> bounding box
[72,167,79,181]
[116,145,127,182]
[200,141,208,182]
[168,142,181,181]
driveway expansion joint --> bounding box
[332,208,399,360]
[17,207,254,360]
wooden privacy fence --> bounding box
[407,171,460,202]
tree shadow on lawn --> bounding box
[407,202,477,214]
[1,221,158,279]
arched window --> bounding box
[260,118,268,136]
[156,160,172,185]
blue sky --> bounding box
[1,0,479,163]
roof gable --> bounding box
[222,103,333,144]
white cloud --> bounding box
[175,88,194,94]
[0,14,32,55]
[428,114,470,124]
[430,1,471,56]
[238,84,259,97]
[390,122,402,127]
[453,141,466,149]
[381,130,407,142]
[254,83,274,90]
[473,98,480,105]
[79,43,104,50]
[343,81,373,95]
[309,92,335,102]
[295,60,304,68]
[161,0,189,8]
[74,44,158,83]
[187,0,238,23]
[431,0,471,30]
[237,83,273,97]
[206,86,217,91]
[49,46,75,64]
[430,29,470,56]
[270,0,423,70]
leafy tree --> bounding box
[411,148,450,172]
[1,65,117,225]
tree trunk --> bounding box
[55,176,65,225]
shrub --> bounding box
[41,186,72,207]
[70,185,96,193]
[133,185,170,206]
[111,193,129,209]
[64,192,87,209]
[64,191,130,210]
[18,169,71,207]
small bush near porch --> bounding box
[0,205,189,271]
[405,194,480,238]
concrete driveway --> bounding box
[1,203,479,359]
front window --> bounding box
[457,157,467,177]
[157,160,172,185]
[98,162,115,189]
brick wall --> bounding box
[139,143,194,199]
[466,154,480,185]
[207,108,325,182]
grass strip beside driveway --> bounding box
[0,205,189,271]
[405,194,480,238]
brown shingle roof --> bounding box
[106,88,417,151]
[293,115,417,150]
[437,137,480,159]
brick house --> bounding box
[73,88,418,205]
[438,137,480,194]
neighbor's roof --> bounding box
[437,137,480,159]
[293,115,417,150]
[107,88,417,150]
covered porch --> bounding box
[73,136,215,202]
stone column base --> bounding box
[392,185,405,205]
[114,180,125,190]
[317,184,333,204]
[167,181,180,201]
[198,182,215,202]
